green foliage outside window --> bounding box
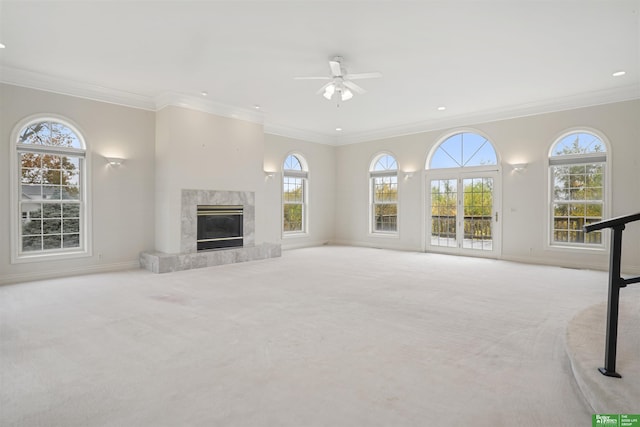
[551,133,605,245]
[17,120,84,254]
[373,176,398,232]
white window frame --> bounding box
[425,130,501,256]
[282,153,308,236]
[369,153,399,236]
[546,129,610,252]
[10,115,92,263]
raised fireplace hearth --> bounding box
[140,189,281,273]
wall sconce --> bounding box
[264,171,275,180]
[511,163,528,173]
[403,172,415,180]
[105,157,125,167]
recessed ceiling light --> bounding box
[201,91,208,96]
[253,105,261,110]
[437,106,447,111]
[336,127,342,131]
[0,43,5,49]
[612,71,626,77]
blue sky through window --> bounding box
[19,121,82,148]
[284,154,302,171]
[430,133,497,169]
[373,154,397,171]
[552,133,605,156]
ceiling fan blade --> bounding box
[347,72,382,80]
[343,80,366,94]
[329,60,342,77]
[315,81,333,95]
[294,76,330,80]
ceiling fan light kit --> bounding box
[295,56,381,103]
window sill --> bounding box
[283,231,308,239]
[546,243,606,253]
[12,249,92,264]
[369,231,399,238]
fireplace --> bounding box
[197,205,243,251]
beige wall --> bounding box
[154,106,265,253]
[263,133,336,249]
[2,83,638,283]
[0,84,156,283]
[334,100,640,273]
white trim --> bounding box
[264,126,335,145]
[0,261,141,286]
[545,128,611,252]
[10,115,93,264]
[282,152,309,236]
[369,152,400,236]
[2,67,638,147]
[155,92,265,125]
[336,84,640,146]
[0,66,155,110]
[425,172,502,258]
[425,131,502,258]
[425,129,501,170]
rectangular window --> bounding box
[372,175,398,232]
[283,176,305,232]
[19,152,84,254]
[551,163,604,246]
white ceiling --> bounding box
[1,1,639,145]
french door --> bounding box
[427,171,501,257]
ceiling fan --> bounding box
[294,56,382,102]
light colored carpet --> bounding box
[1,246,637,426]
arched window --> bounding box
[370,153,398,233]
[549,130,608,248]
[429,132,497,169]
[426,132,499,255]
[283,153,308,234]
[11,118,89,261]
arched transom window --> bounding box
[12,118,89,261]
[370,153,398,233]
[283,153,308,234]
[549,131,608,247]
[427,132,500,255]
[429,132,497,169]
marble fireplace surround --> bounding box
[140,189,281,273]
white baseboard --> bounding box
[0,260,141,285]
[328,239,422,252]
[330,240,640,276]
[281,239,331,251]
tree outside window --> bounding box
[283,154,308,234]
[16,120,86,255]
[550,132,607,247]
[370,154,398,233]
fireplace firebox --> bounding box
[197,205,243,251]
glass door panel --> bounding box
[427,172,500,257]
[462,177,493,251]
[430,179,458,248]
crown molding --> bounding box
[335,83,640,145]
[0,66,156,110]
[2,66,638,147]
[154,92,265,125]
[263,123,336,145]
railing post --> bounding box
[598,224,625,378]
